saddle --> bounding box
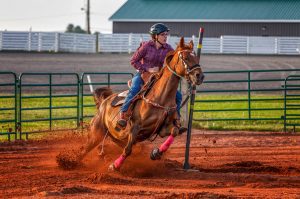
[111,72,161,108]
[111,90,129,107]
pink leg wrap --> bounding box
[159,135,174,153]
[114,155,126,169]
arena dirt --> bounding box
[0,130,299,198]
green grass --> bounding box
[193,94,300,132]
[0,95,96,139]
[0,94,299,140]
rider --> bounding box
[117,23,186,133]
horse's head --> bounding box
[166,37,205,86]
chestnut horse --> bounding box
[78,37,205,171]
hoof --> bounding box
[179,127,188,134]
[150,148,162,160]
[108,163,120,172]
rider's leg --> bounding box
[175,91,187,134]
[176,90,182,117]
[117,72,143,127]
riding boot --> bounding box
[175,119,187,134]
[117,112,127,128]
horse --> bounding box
[77,37,205,171]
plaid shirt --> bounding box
[130,40,173,72]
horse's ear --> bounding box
[179,37,184,48]
[189,40,194,49]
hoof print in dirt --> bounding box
[89,173,132,185]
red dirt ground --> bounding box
[0,130,300,198]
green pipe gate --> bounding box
[284,75,300,132]
[18,73,80,140]
[80,72,134,123]
[0,71,133,141]
[0,72,17,141]
[0,69,299,141]
[193,69,300,132]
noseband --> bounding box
[165,50,201,83]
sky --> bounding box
[0,0,127,33]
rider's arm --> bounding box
[130,42,151,72]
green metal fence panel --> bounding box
[284,75,300,132]
[80,72,134,125]
[4,68,299,140]
[19,73,80,139]
[0,71,17,141]
[194,69,300,131]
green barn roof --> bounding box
[109,0,300,22]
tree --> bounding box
[66,24,74,33]
[65,23,86,34]
[74,25,86,34]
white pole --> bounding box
[87,75,94,93]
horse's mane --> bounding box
[164,37,193,66]
[165,51,175,65]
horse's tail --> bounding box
[93,87,113,109]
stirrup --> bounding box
[117,112,128,128]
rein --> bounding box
[142,93,177,111]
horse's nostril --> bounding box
[201,74,205,81]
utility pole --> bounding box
[86,0,91,34]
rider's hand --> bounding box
[148,67,159,73]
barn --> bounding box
[109,0,300,37]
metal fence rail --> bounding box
[0,72,17,141]
[80,72,134,123]
[1,69,299,141]
[1,31,300,55]
[18,73,80,139]
[0,71,133,141]
[284,75,300,132]
[194,69,300,131]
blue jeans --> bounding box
[121,72,182,116]
[121,72,144,112]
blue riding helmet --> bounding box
[149,23,170,35]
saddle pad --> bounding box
[111,90,129,107]
[118,90,129,97]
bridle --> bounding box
[165,49,201,83]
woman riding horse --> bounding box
[117,23,186,133]
[77,36,205,171]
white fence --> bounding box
[0,31,96,53]
[98,33,150,53]
[0,31,300,55]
